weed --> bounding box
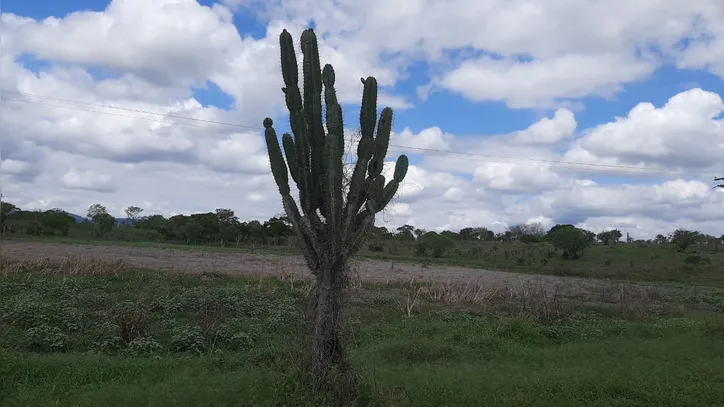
[126,336,164,357]
[170,325,206,354]
[25,324,69,352]
[115,302,151,344]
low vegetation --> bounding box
[1,256,723,406]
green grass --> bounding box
[7,233,724,287]
[2,265,724,406]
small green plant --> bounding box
[169,325,205,354]
[115,302,150,344]
[25,324,69,352]
[125,336,164,357]
[684,254,710,265]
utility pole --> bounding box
[716,177,724,189]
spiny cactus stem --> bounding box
[263,26,410,389]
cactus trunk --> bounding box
[305,261,348,386]
[263,28,409,392]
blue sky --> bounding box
[9,0,724,135]
[2,0,724,237]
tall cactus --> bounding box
[263,28,409,389]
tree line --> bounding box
[1,200,721,256]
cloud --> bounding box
[473,162,566,194]
[197,132,270,174]
[431,53,656,108]
[391,126,453,151]
[5,0,240,89]
[60,168,117,193]
[675,5,724,78]
[575,88,724,169]
[2,0,724,242]
[222,0,724,108]
[512,108,577,145]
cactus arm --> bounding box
[368,107,393,178]
[342,77,379,241]
[263,119,290,196]
[346,200,376,258]
[359,77,378,141]
[281,133,299,184]
[374,155,409,211]
[325,131,344,248]
[301,29,325,214]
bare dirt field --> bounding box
[0,240,673,298]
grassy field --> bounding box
[2,256,724,406]
[5,234,724,287]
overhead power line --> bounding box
[2,89,262,131]
[0,89,718,179]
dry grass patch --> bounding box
[0,254,129,276]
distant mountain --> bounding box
[68,213,133,225]
[68,213,88,223]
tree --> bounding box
[653,234,668,245]
[597,229,622,245]
[546,224,575,239]
[440,229,460,240]
[124,206,143,226]
[214,208,238,226]
[94,213,116,237]
[1,200,18,218]
[41,208,75,236]
[459,227,475,240]
[395,224,415,241]
[506,224,526,241]
[413,228,426,239]
[181,221,203,244]
[508,222,545,242]
[87,203,108,219]
[0,200,19,233]
[669,228,700,252]
[264,215,293,243]
[262,28,409,390]
[87,204,115,237]
[550,226,592,259]
[416,232,455,257]
[137,214,170,238]
[525,222,546,239]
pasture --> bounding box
[1,240,724,406]
[5,232,724,286]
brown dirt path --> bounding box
[0,241,660,297]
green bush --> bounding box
[550,226,592,259]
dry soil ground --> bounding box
[1,240,678,299]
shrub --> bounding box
[670,228,700,252]
[25,324,69,352]
[684,254,710,265]
[125,336,164,357]
[367,242,384,252]
[170,325,206,354]
[550,226,592,259]
[415,233,456,258]
[115,302,150,344]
